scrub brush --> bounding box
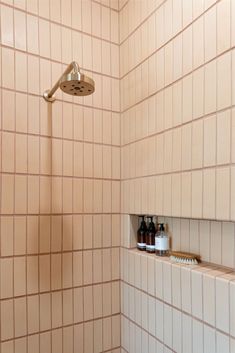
[170,251,200,265]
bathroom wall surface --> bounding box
[0,0,121,352]
[119,0,235,352]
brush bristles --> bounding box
[170,255,198,265]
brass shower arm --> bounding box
[43,61,81,103]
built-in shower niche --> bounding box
[126,215,235,269]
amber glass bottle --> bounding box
[137,215,147,251]
[146,216,156,253]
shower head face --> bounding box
[60,72,95,96]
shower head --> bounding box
[43,61,95,102]
[60,72,95,96]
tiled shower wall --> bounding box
[0,0,121,352]
[120,0,235,352]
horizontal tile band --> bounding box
[120,163,235,181]
[0,128,121,147]
[0,85,120,114]
[0,1,119,45]
[0,279,121,301]
[0,313,121,343]
[0,246,121,259]
[0,172,121,181]
[0,43,119,84]
[121,104,235,148]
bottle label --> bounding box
[155,237,169,251]
[137,242,146,249]
[146,244,155,251]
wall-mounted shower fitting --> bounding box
[43,61,95,102]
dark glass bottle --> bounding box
[146,216,156,253]
[137,215,147,251]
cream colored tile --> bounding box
[210,221,222,265]
[164,130,173,173]
[14,257,26,296]
[203,168,216,219]
[192,319,203,353]
[193,17,204,68]
[216,167,230,220]
[205,61,216,114]
[182,0,192,26]
[2,48,15,89]
[204,6,216,61]
[28,295,39,333]
[231,167,235,221]
[192,120,203,168]
[192,170,203,219]
[1,217,14,256]
[163,174,172,216]
[27,256,39,294]
[182,74,193,123]
[163,304,172,348]
[74,287,84,324]
[182,26,192,75]
[39,255,50,292]
[204,325,215,353]
[217,110,231,165]
[182,314,192,353]
[27,15,39,54]
[204,115,216,167]
[1,299,14,340]
[193,67,204,119]
[62,253,72,288]
[2,132,15,172]
[2,90,15,130]
[173,0,182,35]
[15,175,27,214]
[15,93,27,132]
[172,81,182,127]
[1,5,14,46]
[216,277,229,333]
[181,267,191,313]
[217,53,232,110]
[39,293,51,331]
[173,309,182,352]
[164,86,173,130]
[199,220,210,262]
[0,258,13,299]
[222,222,235,268]
[173,34,182,81]
[15,51,27,92]
[203,272,217,326]
[14,9,26,50]
[181,124,192,170]
[14,297,27,337]
[163,262,172,304]
[165,42,173,86]
[39,19,50,58]
[50,23,61,62]
[16,134,27,173]
[216,332,230,353]
[217,0,231,54]
[172,264,181,309]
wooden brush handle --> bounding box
[170,251,199,260]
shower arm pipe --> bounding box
[43,61,80,102]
